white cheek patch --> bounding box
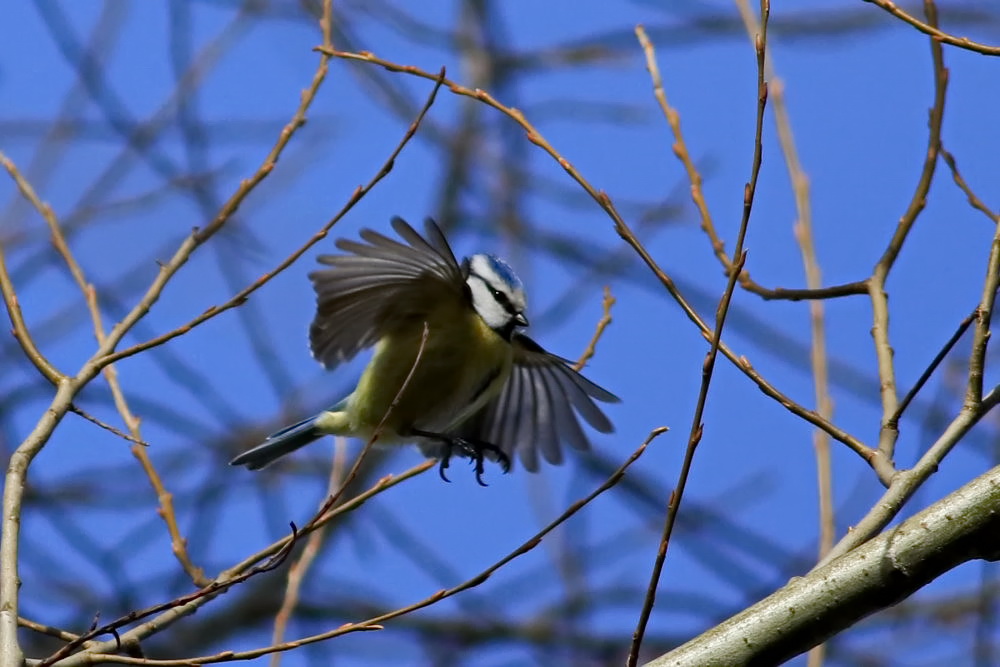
[468,277,511,330]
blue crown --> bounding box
[483,254,522,289]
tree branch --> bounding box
[646,461,1000,666]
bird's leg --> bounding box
[410,429,510,486]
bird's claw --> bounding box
[437,454,452,483]
[436,437,510,486]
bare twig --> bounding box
[0,151,66,385]
[303,321,432,530]
[68,404,149,446]
[735,0,839,594]
[965,233,1000,408]
[737,1,837,660]
[627,23,865,302]
[889,307,978,429]
[574,286,615,370]
[940,145,999,225]
[43,164,208,585]
[269,439,347,666]
[229,461,436,576]
[18,616,82,645]
[15,105,210,586]
[83,14,335,369]
[869,0,948,465]
[628,7,768,663]
[864,0,1000,56]
[820,0,954,571]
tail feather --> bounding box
[230,415,324,470]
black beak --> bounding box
[514,313,529,327]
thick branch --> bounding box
[646,462,1000,666]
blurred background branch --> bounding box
[2,1,999,665]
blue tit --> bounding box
[230,216,619,484]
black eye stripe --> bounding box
[471,274,518,315]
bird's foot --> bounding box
[419,431,510,486]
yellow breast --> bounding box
[347,302,513,441]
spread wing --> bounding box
[452,334,619,472]
[309,217,465,368]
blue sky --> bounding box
[2,1,1000,665]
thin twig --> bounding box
[940,144,999,225]
[269,439,347,666]
[628,7,768,663]
[574,286,615,371]
[864,0,1000,56]
[628,25,865,302]
[736,0,839,591]
[301,320,431,538]
[0,151,66,385]
[737,2,837,661]
[68,404,149,446]
[869,0,948,465]
[81,13,335,369]
[965,230,1000,408]
[18,616,82,644]
[820,3,982,566]
[230,461,436,576]
[889,307,978,428]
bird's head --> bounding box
[464,254,529,338]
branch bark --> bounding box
[645,461,1000,666]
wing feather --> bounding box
[308,217,464,367]
[452,333,619,472]
[532,363,564,465]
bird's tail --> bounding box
[230,414,325,470]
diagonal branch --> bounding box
[863,0,1000,56]
[629,10,768,663]
[647,458,1000,666]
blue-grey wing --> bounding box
[309,217,466,367]
[452,333,619,472]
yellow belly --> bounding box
[347,308,512,441]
